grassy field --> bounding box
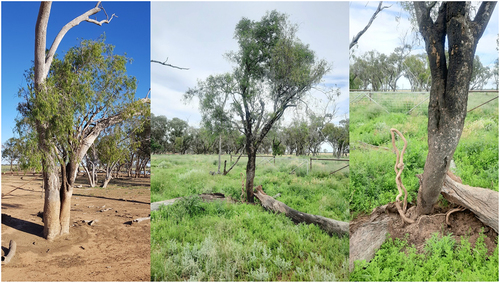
[349,91,499,281]
[151,154,350,281]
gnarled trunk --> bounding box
[414,2,496,215]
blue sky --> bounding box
[1,1,151,145]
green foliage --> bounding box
[351,232,499,281]
[16,35,141,166]
[151,154,349,281]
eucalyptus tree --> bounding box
[151,113,168,154]
[185,73,234,173]
[470,55,493,90]
[413,1,496,215]
[20,2,148,240]
[97,126,127,188]
[1,138,21,172]
[403,54,431,91]
[186,10,329,202]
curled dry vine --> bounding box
[390,128,415,224]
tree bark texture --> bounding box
[414,2,497,215]
[441,174,498,233]
[245,146,257,203]
[253,186,349,237]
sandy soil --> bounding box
[1,173,151,281]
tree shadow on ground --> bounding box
[72,193,149,205]
[1,213,43,238]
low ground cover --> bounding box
[151,154,349,281]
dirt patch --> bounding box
[1,174,151,281]
[351,200,498,265]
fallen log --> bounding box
[253,185,349,237]
[2,240,17,265]
[349,217,390,271]
[150,193,236,211]
[441,175,498,233]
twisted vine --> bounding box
[390,128,415,224]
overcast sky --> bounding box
[151,1,350,129]
[350,1,499,89]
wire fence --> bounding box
[350,90,499,115]
[227,154,349,176]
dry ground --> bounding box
[1,173,150,281]
[351,201,498,255]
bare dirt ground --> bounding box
[1,173,151,281]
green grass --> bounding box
[151,154,349,281]
[350,232,499,281]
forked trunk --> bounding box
[415,2,484,215]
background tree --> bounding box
[151,113,168,154]
[97,126,126,188]
[186,10,330,202]
[1,138,21,172]
[470,55,493,90]
[413,1,496,215]
[403,53,431,91]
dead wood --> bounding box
[441,174,498,233]
[253,185,349,237]
[349,217,390,271]
[2,240,17,265]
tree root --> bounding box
[2,240,17,265]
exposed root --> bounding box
[446,207,466,226]
[390,128,414,224]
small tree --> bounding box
[186,11,330,202]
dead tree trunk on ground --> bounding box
[253,185,349,237]
[441,174,498,233]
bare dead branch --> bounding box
[350,1,391,50]
[151,59,189,70]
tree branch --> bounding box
[350,1,391,50]
[151,59,189,70]
[44,2,114,79]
